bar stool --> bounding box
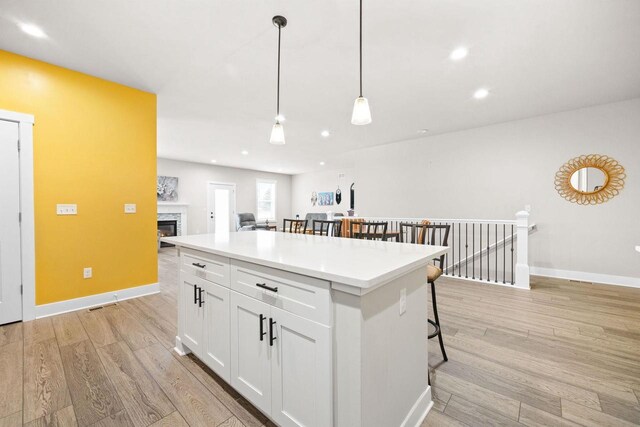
[400,222,451,383]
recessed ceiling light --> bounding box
[275,114,285,122]
[241,150,249,155]
[211,159,217,163]
[19,23,47,38]
[319,161,325,166]
[278,168,283,172]
[473,88,490,99]
[418,129,429,134]
[321,130,330,138]
[449,47,468,61]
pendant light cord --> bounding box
[359,0,363,97]
[277,24,281,120]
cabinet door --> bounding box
[202,282,231,382]
[271,307,332,427]
[230,292,271,415]
[181,275,203,355]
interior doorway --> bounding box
[207,182,236,234]
[0,119,23,324]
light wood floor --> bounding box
[0,249,638,426]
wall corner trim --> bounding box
[34,282,160,319]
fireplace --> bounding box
[158,220,178,247]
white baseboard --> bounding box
[530,267,640,289]
[401,386,433,427]
[35,282,160,319]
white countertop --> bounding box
[163,231,449,289]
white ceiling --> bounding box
[1,0,639,174]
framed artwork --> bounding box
[318,192,334,206]
[157,176,179,201]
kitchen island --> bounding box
[163,231,448,427]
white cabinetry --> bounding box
[181,275,203,354]
[170,232,444,427]
[179,248,332,426]
[270,305,331,427]
[202,280,231,380]
[230,292,272,414]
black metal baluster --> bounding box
[511,224,515,285]
[458,223,461,277]
[495,224,498,283]
[487,223,490,282]
[452,222,455,275]
[503,224,506,284]
[472,223,475,279]
[465,223,468,278]
[479,224,483,281]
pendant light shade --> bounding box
[270,15,287,144]
[352,0,372,125]
[351,96,371,125]
[270,122,285,145]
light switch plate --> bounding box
[57,204,77,215]
[124,203,137,214]
[83,267,92,279]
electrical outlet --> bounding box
[399,288,407,315]
[57,204,77,215]
[124,203,136,214]
[83,267,92,279]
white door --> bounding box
[230,292,271,415]
[207,183,236,233]
[270,306,332,427]
[181,275,203,355]
[202,281,231,382]
[0,120,22,325]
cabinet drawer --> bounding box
[230,260,331,326]
[181,248,230,287]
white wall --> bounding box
[292,98,640,281]
[158,158,292,234]
[291,169,356,217]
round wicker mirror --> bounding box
[555,154,625,205]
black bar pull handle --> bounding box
[193,285,199,304]
[256,283,278,293]
[259,314,267,341]
[198,287,204,307]
[269,318,277,346]
[192,262,206,269]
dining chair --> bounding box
[282,218,308,234]
[313,219,342,237]
[349,221,388,241]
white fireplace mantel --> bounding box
[157,202,189,236]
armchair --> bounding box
[235,213,269,231]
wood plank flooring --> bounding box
[0,248,638,426]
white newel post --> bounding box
[515,210,530,289]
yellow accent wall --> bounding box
[0,50,157,305]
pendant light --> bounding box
[270,15,287,145]
[351,0,372,125]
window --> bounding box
[256,179,277,221]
